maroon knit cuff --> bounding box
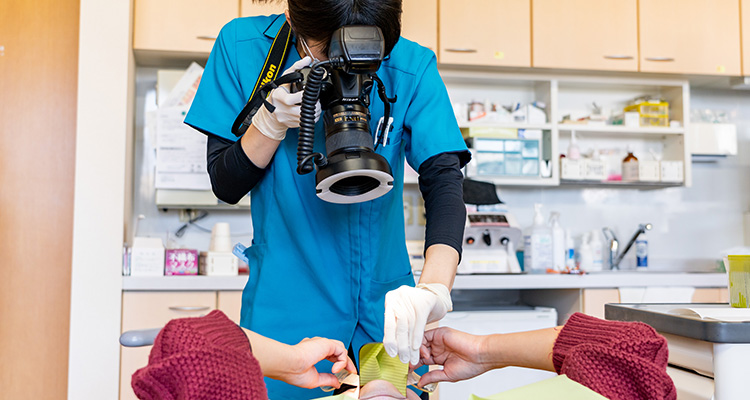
[553,312,663,373]
[180,310,251,353]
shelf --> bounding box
[557,125,684,135]
[122,272,728,291]
[476,177,558,187]
[560,179,683,189]
[459,122,553,130]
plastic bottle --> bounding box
[589,229,604,271]
[578,232,593,272]
[636,231,649,270]
[568,131,581,160]
[565,229,576,270]
[622,145,639,182]
[523,204,553,273]
[549,212,565,271]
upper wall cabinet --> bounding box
[401,0,438,52]
[639,0,741,75]
[241,0,285,17]
[743,0,749,76]
[532,0,638,72]
[440,0,531,67]
[133,0,238,54]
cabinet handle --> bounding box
[603,55,634,60]
[169,306,211,312]
[196,36,217,41]
[445,48,478,53]
[645,57,675,62]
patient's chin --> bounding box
[357,380,420,400]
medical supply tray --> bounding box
[605,303,750,343]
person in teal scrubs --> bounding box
[185,1,470,398]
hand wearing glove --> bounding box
[251,56,321,141]
[383,283,452,365]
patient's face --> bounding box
[344,379,420,400]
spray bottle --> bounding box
[549,212,565,271]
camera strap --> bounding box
[231,20,294,137]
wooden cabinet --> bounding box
[639,0,741,75]
[439,0,530,67]
[133,0,238,54]
[401,0,438,52]
[241,0,286,17]
[581,289,621,319]
[120,292,217,400]
[217,290,244,324]
[532,0,638,72]
[743,0,750,76]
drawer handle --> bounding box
[645,57,675,62]
[169,306,211,312]
[196,36,217,41]
[445,48,478,53]
[603,54,634,60]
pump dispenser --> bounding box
[568,131,581,159]
[524,204,553,273]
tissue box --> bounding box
[199,251,239,276]
[660,161,684,182]
[130,237,165,277]
[560,158,582,180]
[639,161,660,182]
[165,249,198,275]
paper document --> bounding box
[155,106,211,190]
[160,62,203,108]
[670,307,750,322]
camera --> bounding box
[295,25,397,204]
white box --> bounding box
[639,160,660,182]
[199,251,239,276]
[660,161,684,182]
[581,159,606,181]
[560,158,582,180]
[130,237,165,276]
[689,123,738,156]
[624,112,640,128]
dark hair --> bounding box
[253,0,402,56]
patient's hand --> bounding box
[416,327,493,387]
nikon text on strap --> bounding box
[231,20,293,137]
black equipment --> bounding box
[295,25,397,204]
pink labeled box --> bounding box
[165,249,199,276]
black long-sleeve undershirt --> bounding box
[206,133,468,258]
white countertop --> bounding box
[122,272,727,291]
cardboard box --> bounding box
[660,161,684,182]
[199,251,239,276]
[130,237,165,277]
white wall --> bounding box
[68,0,132,398]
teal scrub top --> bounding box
[185,14,468,399]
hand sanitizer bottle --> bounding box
[524,204,553,274]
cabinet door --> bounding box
[401,0,438,52]
[581,289,620,319]
[133,0,238,54]
[120,292,217,400]
[639,0,741,75]
[440,0,530,67]
[217,290,244,324]
[241,0,286,17]
[743,0,750,76]
[533,0,637,71]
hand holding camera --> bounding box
[252,56,320,141]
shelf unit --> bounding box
[440,68,692,187]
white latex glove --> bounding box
[383,283,452,365]
[252,56,321,140]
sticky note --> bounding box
[470,375,606,400]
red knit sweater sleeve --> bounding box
[552,312,676,400]
[132,310,268,400]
